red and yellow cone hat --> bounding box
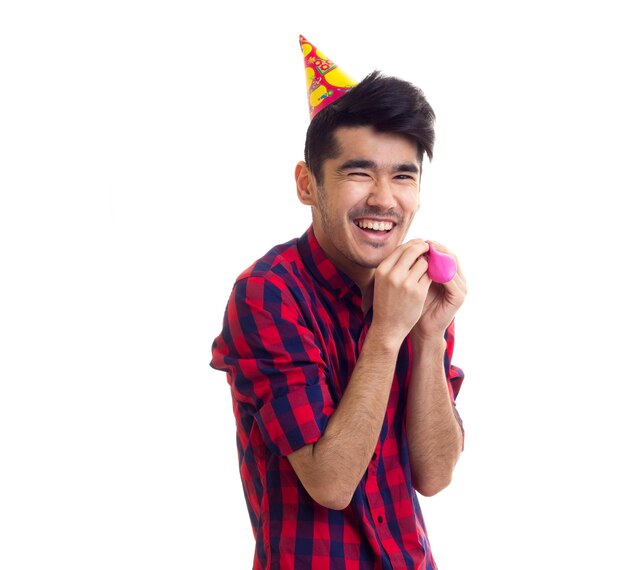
[299,35,357,120]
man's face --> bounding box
[305,125,421,286]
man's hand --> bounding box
[413,241,466,342]
[371,239,432,347]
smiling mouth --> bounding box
[354,219,395,232]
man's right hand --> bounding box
[371,239,432,347]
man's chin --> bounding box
[355,253,387,269]
[359,239,397,264]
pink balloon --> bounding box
[427,243,457,283]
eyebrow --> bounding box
[338,159,420,173]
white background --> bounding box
[1,1,625,568]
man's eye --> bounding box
[395,175,415,180]
[349,172,369,177]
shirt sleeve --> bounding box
[211,275,335,457]
[443,319,465,443]
[444,319,464,401]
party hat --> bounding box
[299,35,357,120]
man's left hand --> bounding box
[412,241,467,342]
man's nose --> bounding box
[366,178,396,210]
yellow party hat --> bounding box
[299,35,357,120]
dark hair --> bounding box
[304,71,436,183]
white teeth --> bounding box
[356,219,393,231]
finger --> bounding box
[378,240,429,274]
[439,268,467,297]
[376,239,420,272]
[407,254,430,281]
[395,242,430,274]
[454,266,467,289]
[416,265,433,289]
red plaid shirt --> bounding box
[211,226,464,569]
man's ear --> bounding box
[295,161,316,206]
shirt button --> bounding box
[377,516,384,524]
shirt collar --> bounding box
[297,225,362,302]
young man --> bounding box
[211,36,467,569]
